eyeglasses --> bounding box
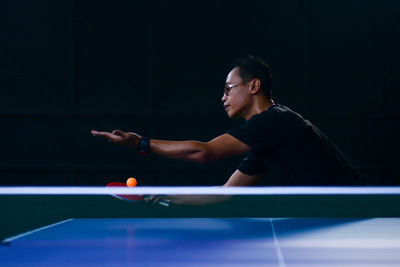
[223,83,240,96]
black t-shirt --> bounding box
[228,104,361,185]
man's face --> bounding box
[222,67,252,119]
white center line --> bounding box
[270,218,286,267]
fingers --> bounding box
[91,129,139,147]
[92,130,124,139]
[91,130,99,136]
[91,130,112,138]
[143,195,162,203]
[143,195,170,206]
[91,130,121,146]
[92,130,125,138]
[112,130,126,137]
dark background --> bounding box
[1,0,399,186]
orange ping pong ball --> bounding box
[126,177,137,187]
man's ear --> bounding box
[249,79,261,95]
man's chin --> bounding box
[226,111,238,119]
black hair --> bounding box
[233,55,273,98]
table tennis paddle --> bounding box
[106,182,144,201]
[106,182,170,207]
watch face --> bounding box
[139,138,151,155]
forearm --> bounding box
[150,139,211,163]
[167,195,232,206]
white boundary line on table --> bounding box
[2,219,73,244]
[0,186,400,195]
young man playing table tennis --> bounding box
[92,55,361,204]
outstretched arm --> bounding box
[91,130,251,163]
[150,170,263,206]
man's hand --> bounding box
[144,194,231,206]
[91,130,141,148]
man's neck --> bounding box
[244,98,275,120]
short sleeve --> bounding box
[237,152,268,175]
[228,110,283,151]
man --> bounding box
[92,55,360,188]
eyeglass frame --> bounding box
[223,83,243,96]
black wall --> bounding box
[1,0,399,186]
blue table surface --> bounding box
[1,218,400,266]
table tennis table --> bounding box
[1,186,400,266]
[1,217,400,266]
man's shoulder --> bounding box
[250,104,300,122]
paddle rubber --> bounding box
[106,182,144,201]
[106,182,170,207]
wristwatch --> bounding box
[137,137,151,155]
